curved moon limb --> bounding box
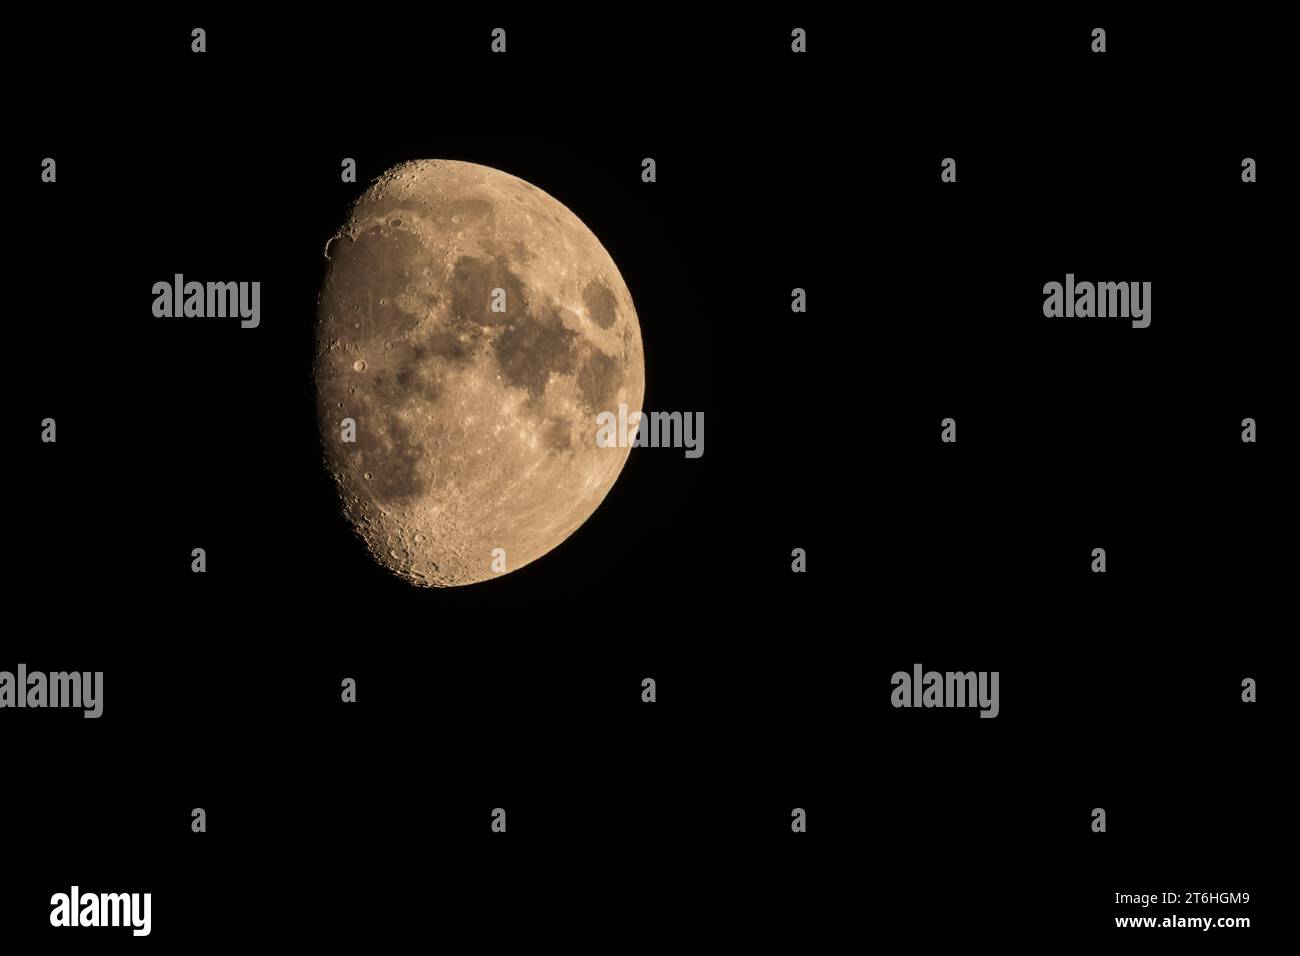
[314,159,645,587]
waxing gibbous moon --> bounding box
[314,159,645,586]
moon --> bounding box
[314,159,645,586]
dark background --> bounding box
[8,9,1284,949]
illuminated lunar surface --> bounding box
[314,159,645,586]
